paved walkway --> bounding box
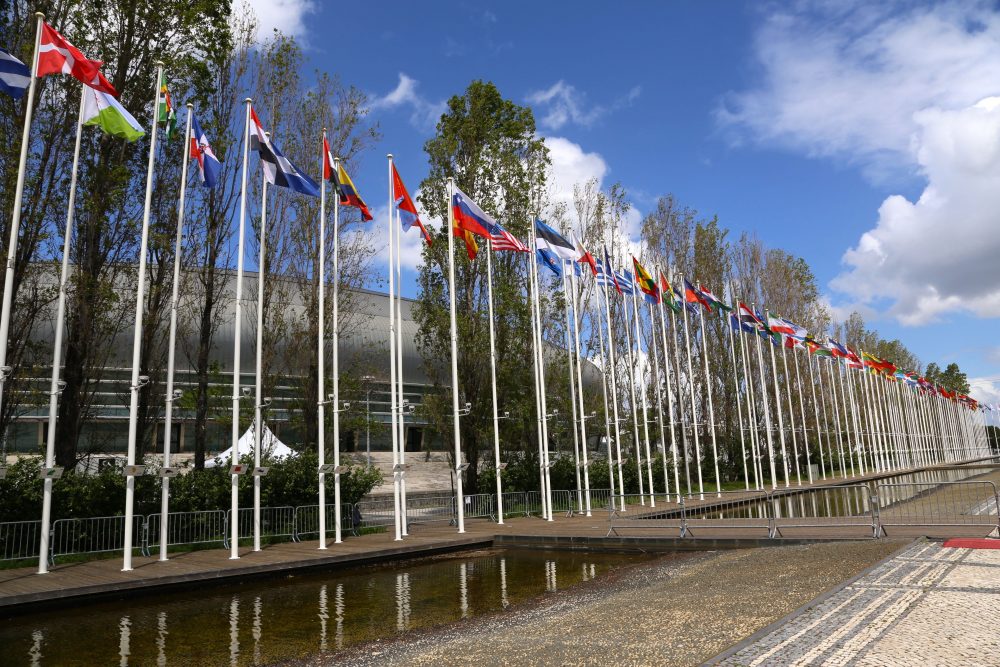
[714,540,1000,666]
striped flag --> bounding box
[486,220,528,252]
[391,164,431,246]
[535,219,576,261]
[0,47,29,98]
[596,260,635,295]
[189,114,221,188]
[249,106,319,197]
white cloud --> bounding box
[722,2,1000,324]
[528,81,641,131]
[545,136,609,211]
[371,73,447,131]
[970,376,1000,406]
[241,0,316,41]
[718,2,1000,179]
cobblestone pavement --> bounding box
[716,540,1000,666]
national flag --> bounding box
[862,351,896,375]
[766,313,796,335]
[730,313,755,334]
[684,279,711,310]
[0,47,30,98]
[846,347,862,367]
[37,22,117,95]
[828,339,849,359]
[81,86,144,142]
[249,107,320,197]
[189,114,221,188]
[537,248,561,276]
[601,246,622,295]
[391,163,431,246]
[658,272,682,314]
[451,186,495,239]
[486,219,528,253]
[699,284,732,312]
[805,336,832,356]
[632,257,659,304]
[158,71,176,139]
[332,163,371,218]
[737,302,763,327]
[535,220,576,261]
[617,269,636,296]
[574,235,597,276]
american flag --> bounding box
[486,221,528,252]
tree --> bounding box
[415,80,549,494]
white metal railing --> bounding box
[875,481,1000,536]
[50,515,146,563]
[146,510,227,551]
[0,520,41,562]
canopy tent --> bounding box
[206,423,297,468]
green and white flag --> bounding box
[82,86,145,142]
[158,71,176,139]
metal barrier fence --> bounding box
[684,490,772,537]
[404,495,455,526]
[608,494,684,537]
[147,510,227,551]
[771,485,878,538]
[460,494,496,521]
[292,504,356,539]
[0,520,40,562]
[875,481,1000,536]
[50,515,146,563]
[225,506,297,547]
[500,492,530,518]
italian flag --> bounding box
[82,86,145,142]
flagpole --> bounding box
[805,352,825,480]
[671,291,691,495]
[253,150,269,553]
[696,298,721,495]
[562,269,583,512]
[485,240,504,523]
[790,346,813,484]
[37,88,85,575]
[389,156,402,540]
[159,104,193,562]
[395,206,408,535]
[229,98,252,561]
[779,342,800,485]
[680,280,703,497]
[122,62,164,572]
[738,313,762,489]
[529,224,553,520]
[0,12,44,431]
[724,300,749,490]
[570,268,591,515]
[655,279,681,501]
[593,278,616,500]
[599,279,625,508]
[631,282,655,505]
[317,132,327,549]
[530,252,548,516]
[446,178,466,532]
[647,299,670,499]
[764,312,790,487]
[827,356,848,476]
[751,307,778,489]
[621,287,646,504]
[331,156,342,544]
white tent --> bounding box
[206,423,297,468]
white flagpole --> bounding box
[655,278,681,501]
[826,356,848,476]
[737,313,763,488]
[593,278,616,500]
[724,301,749,490]
[317,132,327,549]
[530,253,547,515]
[485,240,504,523]
[37,89,85,575]
[805,351,825,481]
[631,282,655,505]
[331,156,342,544]
[764,313,790,487]
[122,62,164,572]
[229,98,252,561]
[388,156,402,540]
[570,268,591,515]
[790,346,812,484]
[680,283,703,497]
[599,278,625,507]
[159,104,193,561]
[253,147,268,553]
[0,12,44,427]
[779,342,800,484]
[562,268,583,512]
[395,206,408,535]
[647,299,670,499]
[696,298,721,495]
[671,291,691,494]
[621,287,646,504]
[529,226,553,520]
[446,178,466,532]
[751,310,778,489]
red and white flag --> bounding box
[36,22,117,96]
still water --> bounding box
[0,548,650,666]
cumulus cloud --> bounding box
[718,1,1000,179]
[722,2,1000,324]
[970,376,1000,406]
[371,73,447,131]
[528,81,641,131]
[545,136,609,210]
[241,0,316,41]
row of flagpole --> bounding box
[2,13,995,576]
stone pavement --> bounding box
[714,540,1000,666]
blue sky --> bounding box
[249,0,1000,401]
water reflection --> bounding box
[3,548,647,666]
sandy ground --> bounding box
[281,540,907,667]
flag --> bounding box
[632,256,660,304]
[189,114,221,188]
[574,235,597,276]
[601,246,622,295]
[0,47,29,98]
[158,71,176,139]
[699,284,732,312]
[659,272,682,314]
[684,279,711,310]
[537,248,561,276]
[828,339,849,359]
[805,336,832,356]
[391,163,431,246]
[730,313,755,334]
[452,186,495,238]
[862,351,896,375]
[616,269,636,296]
[249,107,320,197]
[81,86,144,142]
[486,220,528,252]
[535,219,576,261]
[37,22,117,95]
[766,313,796,335]
[737,302,763,328]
